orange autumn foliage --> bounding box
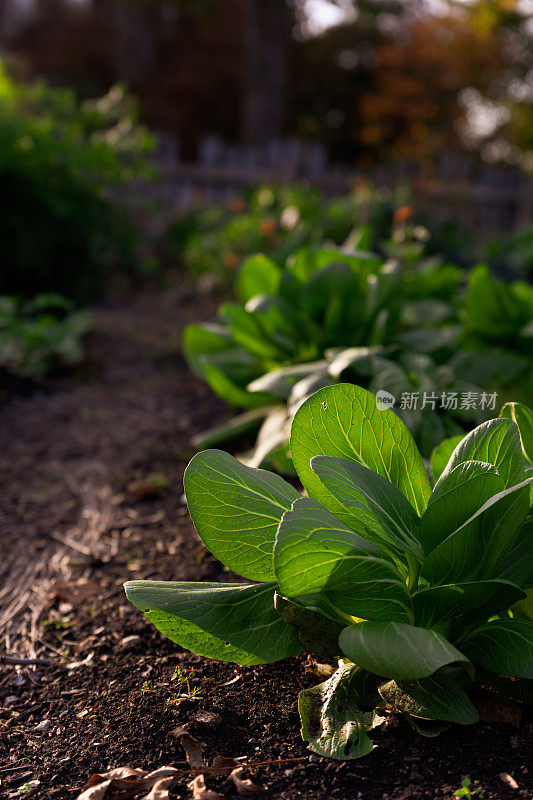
[359,15,504,161]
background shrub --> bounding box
[0,65,154,305]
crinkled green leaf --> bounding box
[184,449,300,582]
[125,580,302,666]
[274,497,412,622]
[462,618,533,679]
[299,662,383,760]
[291,383,431,518]
[339,621,471,680]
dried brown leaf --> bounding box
[187,774,223,800]
[144,776,177,799]
[76,766,179,800]
[227,767,265,795]
[210,756,240,778]
[177,732,206,769]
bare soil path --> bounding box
[0,285,531,800]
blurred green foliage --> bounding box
[169,184,403,285]
[0,294,92,378]
[170,184,532,289]
[0,64,155,304]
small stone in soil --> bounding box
[120,635,141,649]
[190,710,222,727]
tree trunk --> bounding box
[241,0,290,145]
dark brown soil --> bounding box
[1,284,532,800]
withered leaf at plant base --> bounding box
[227,767,266,795]
[76,766,179,800]
[274,593,343,660]
[187,774,223,800]
[299,662,383,760]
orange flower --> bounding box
[393,205,415,224]
[229,197,246,214]
[259,217,276,237]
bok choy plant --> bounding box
[183,247,399,411]
[125,385,533,760]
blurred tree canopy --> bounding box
[293,0,532,168]
[3,0,531,168]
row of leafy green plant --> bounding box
[184,234,533,469]
[0,294,92,379]
[127,187,533,761]
[169,183,533,287]
[126,385,533,759]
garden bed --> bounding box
[1,286,531,800]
